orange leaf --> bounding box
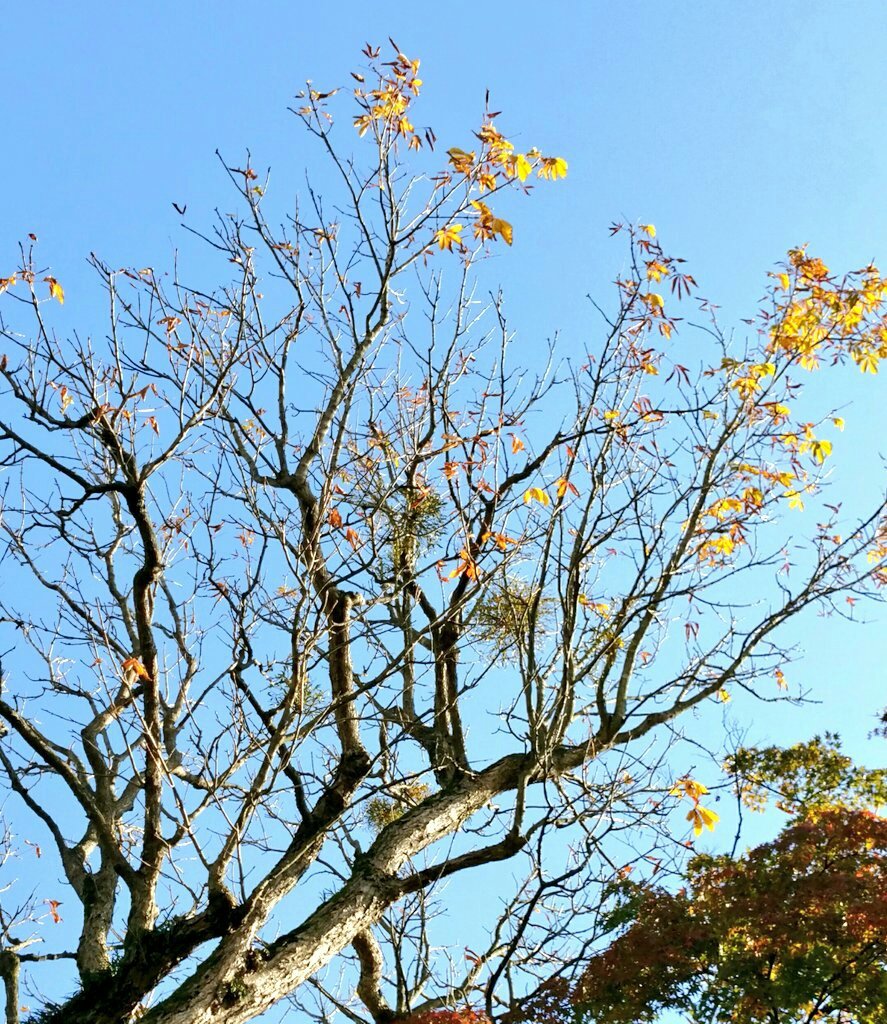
[447,549,478,581]
[482,531,517,551]
[157,315,181,334]
[670,777,709,802]
[121,657,150,681]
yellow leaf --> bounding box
[852,350,880,374]
[706,497,742,521]
[717,688,731,703]
[447,147,476,174]
[491,216,513,246]
[513,153,532,182]
[640,223,656,238]
[0,274,16,294]
[778,273,790,290]
[687,804,720,836]
[810,439,832,464]
[435,224,464,252]
[784,489,805,511]
[523,486,550,506]
[44,276,64,304]
[510,435,525,454]
[537,156,568,181]
[832,417,845,431]
[714,534,734,554]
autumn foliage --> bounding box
[405,1011,491,1024]
[571,807,887,1024]
[501,738,887,1024]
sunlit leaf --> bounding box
[686,804,720,835]
[44,276,64,304]
[435,224,464,252]
[121,657,150,681]
[670,777,709,801]
[523,486,550,506]
[537,156,568,181]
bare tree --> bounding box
[0,46,884,1024]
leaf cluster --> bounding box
[725,732,887,815]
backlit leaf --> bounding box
[523,487,550,506]
[44,276,64,304]
[121,657,150,681]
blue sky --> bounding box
[5,0,883,737]
[2,2,886,1019]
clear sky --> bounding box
[5,0,883,736]
[2,2,886,1019]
